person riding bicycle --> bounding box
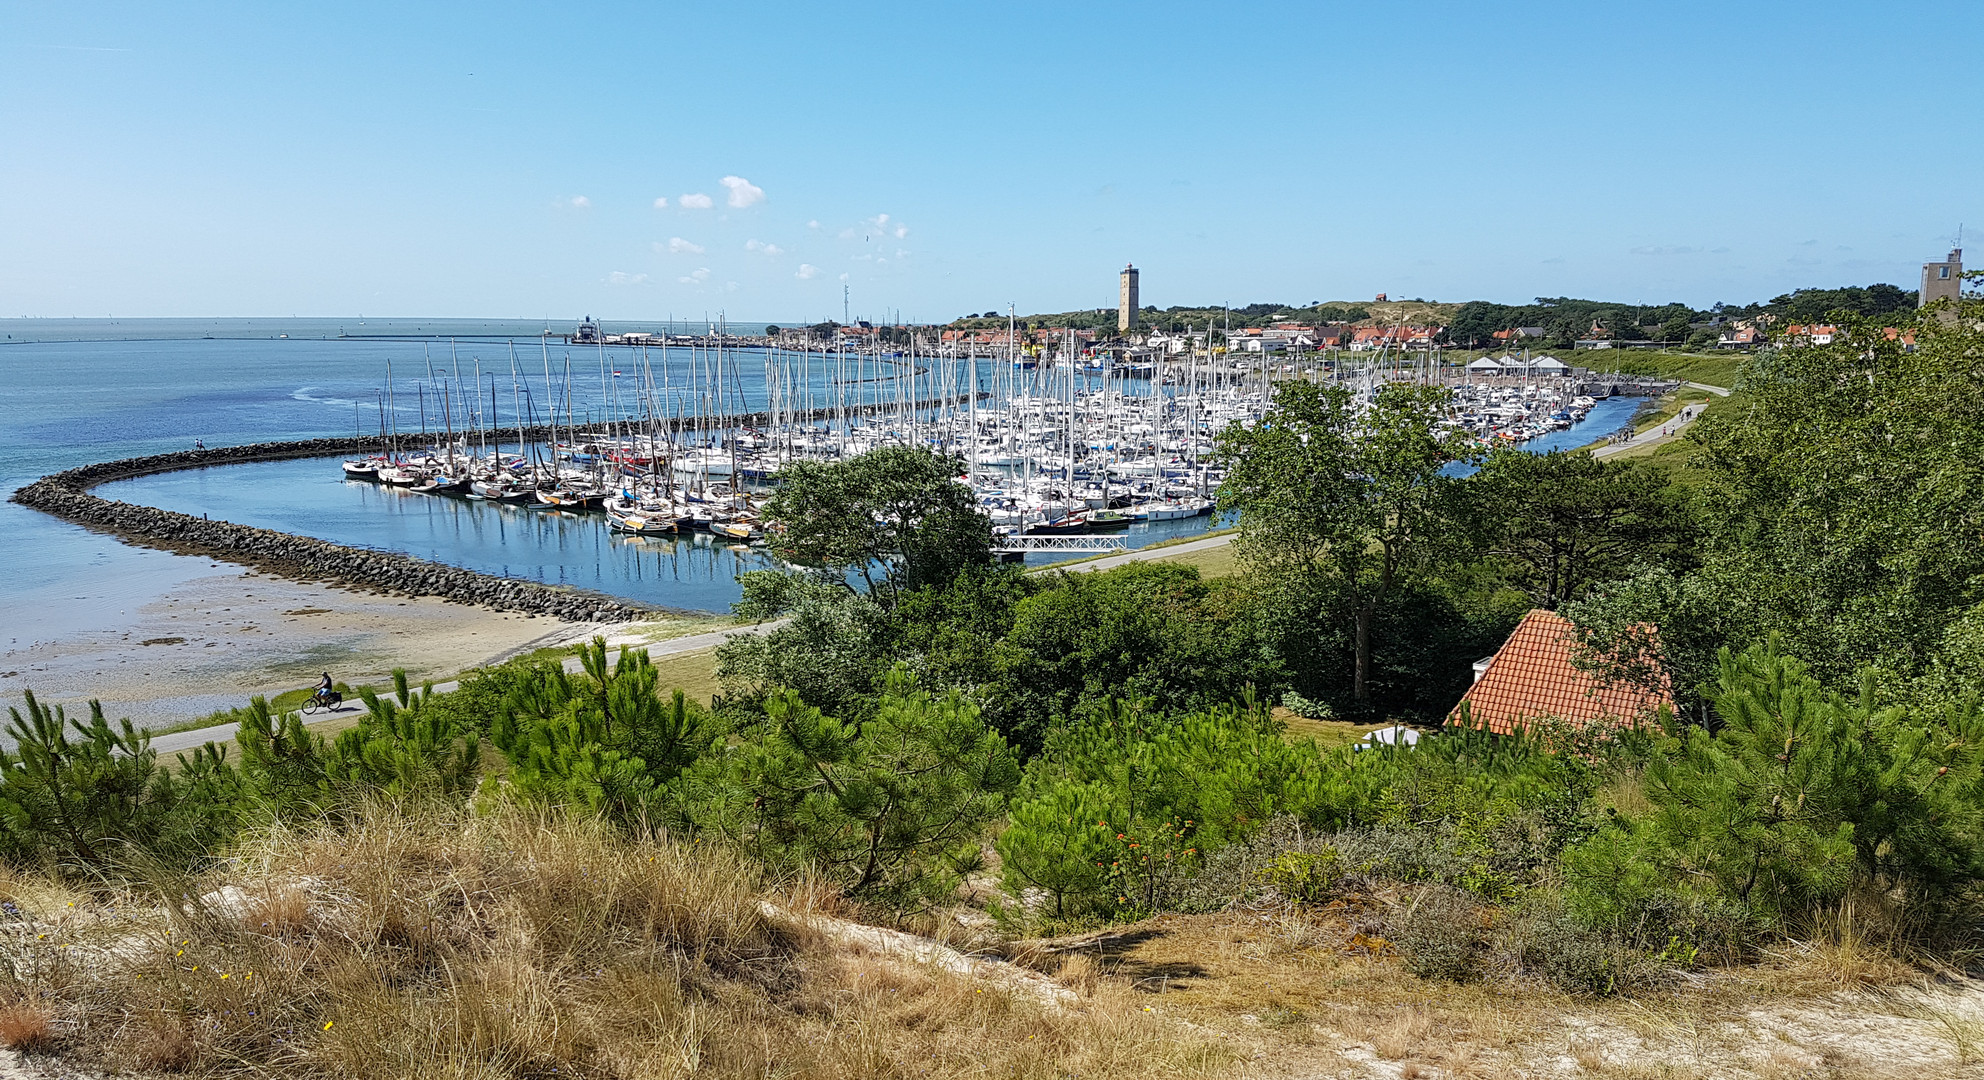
[312,672,337,704]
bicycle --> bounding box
[302,689,343,715]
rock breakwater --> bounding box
[9,429,666,623]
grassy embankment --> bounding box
[0,805,1232,1079]
[1577,350,1753,482]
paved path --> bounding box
[146,619,784,757]
[1048,532,1235,575]
[1592,382,1729,460]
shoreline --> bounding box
[0,568,636,732]
[10,432,665,623]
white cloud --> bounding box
[796,264,820,279]
[569,195,591,209]
[678,267,712,284]
[839,272,849,282]
[806,220,821,229]
[857,213,908,239]
[652,196,668,209]
[679,192,714,209]
[720,175,766,208]
[745,239,785,256]
[605,271,649,286]
[837,227,856,240]
[664,237,705,255]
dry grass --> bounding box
[1012,907,1984,1079]
[0,1001,54,1052]
[649,645,723,703]
[0,804,1233,1079]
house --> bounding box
[1529,356,1570,377]
[1466,357,1505,375]
[1226,327,1315,353]
[1347,325,1443,351]
[1448,609,1674,736]
[1490,326,1548,342]
[1349,327,1391,351]
[1783,324,1839,346]
[1718,326,1763,349]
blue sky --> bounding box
[2,1,1977,322]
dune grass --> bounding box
[0,804,1235,1080]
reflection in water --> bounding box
[100,453,1221,613]
[333,476,774,611]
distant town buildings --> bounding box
[1347,326,1441,350]
[1118,265,1140,331]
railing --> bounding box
[993,535,1130,553]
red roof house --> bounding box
[1448,609,1673,735]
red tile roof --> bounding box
[1448,609,1672,735]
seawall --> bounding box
[10,427,661,622]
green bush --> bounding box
[1499,901,1663,996]
[0,692,236,873]
[1567,638,1984,933]
[997,698,1338,917]
[1257,849,1344,905]
[693,666,1020,907]
[490,639,714,826]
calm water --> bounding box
[2,320,1638,635]
[0,320,1207,629]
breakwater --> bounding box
[10,429,665,622]
[10,392,993,623]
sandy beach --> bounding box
[0,567,655,730]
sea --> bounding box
[0,318,1641,648]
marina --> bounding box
[294,328,1646,568]
[7,323,1650,624]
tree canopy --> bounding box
[1216,381,1477,703]
[761,446,990,604]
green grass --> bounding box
[650,646,722,704]
[1146,539,1241,578]
[1629,385,1715,436]
[1275,711,1398,749]
[1592,349,1745,388]
[164,644,727,768]
[1607,389,1748,485]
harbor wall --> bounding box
[9,430,666,622]
[9,392,990,623]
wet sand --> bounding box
[0,568,631,729]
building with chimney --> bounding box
[1922,248,1964,311]
[1118,264,1140,331]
